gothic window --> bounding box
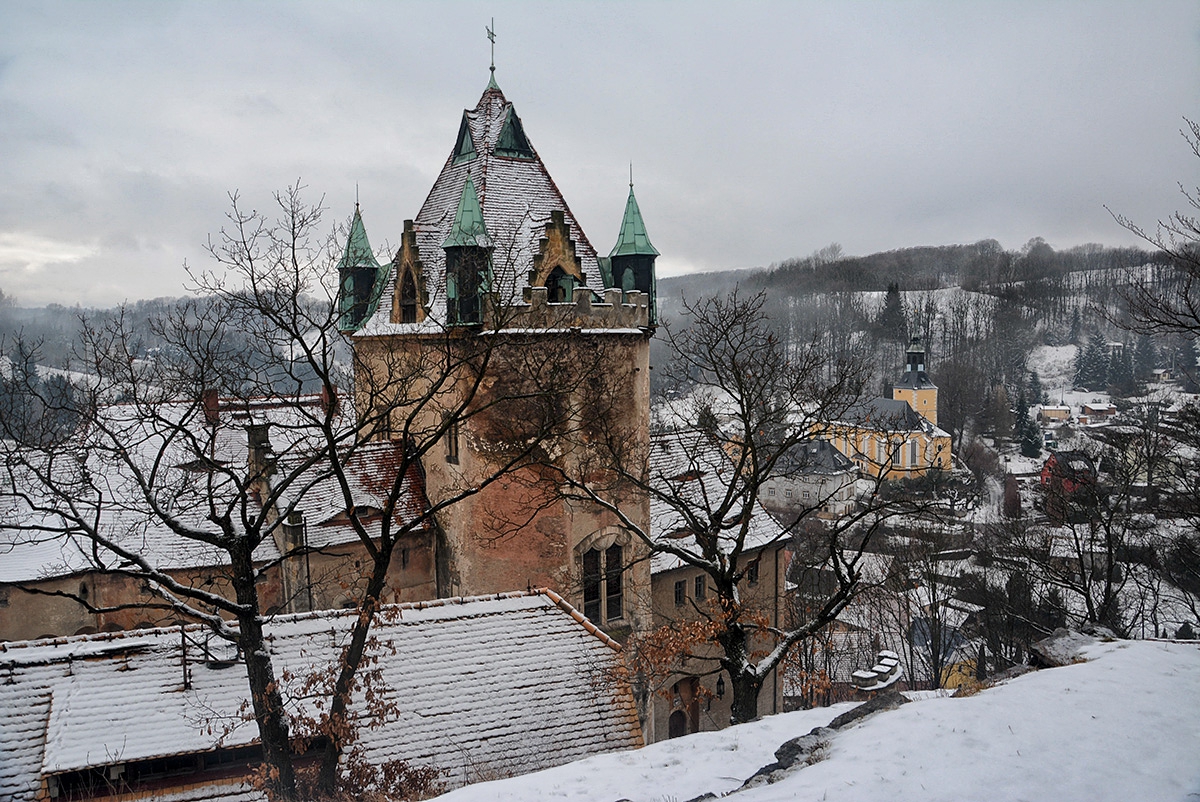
[583,545,623,624]
[891,441,901,467]
[545,265,573,303]
[910,438,919,467]
[583,548,602,621]
[605,544,623,621]
[399,269,418,324]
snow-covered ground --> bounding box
[432,639,1200,802]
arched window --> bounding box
[399,269,418,324]
[582,542,624,624]
[605,544,623,621]
[546,266,573,303]
[583,548,602,621]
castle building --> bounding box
[338,75,660,642]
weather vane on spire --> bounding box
[487,18,496,74]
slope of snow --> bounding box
[432,640,1200,802]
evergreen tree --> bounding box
[1068,308,1082,345]
[1029,371,1045,405]
[1081,332,1109,390]
[1108,343,1136,397]
[1179,338,1200,394]
[1016,389,1041,457]
[876,282,907,342]
[1133,334,1156,383]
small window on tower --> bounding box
[445,418,460,464]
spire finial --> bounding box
[355,182,360,210]
[487,18,496,74]
[629,162,634,189]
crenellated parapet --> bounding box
[495,285,651,331]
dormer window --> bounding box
[546,266,574,303]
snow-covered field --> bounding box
[433,639,1200,802]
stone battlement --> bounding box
[491,286,652,330]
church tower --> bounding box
[892,335,938,426]
[339,76,657,643]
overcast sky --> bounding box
[1,1,1198,307]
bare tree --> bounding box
[0,186,597,800]
[1109,117,1200,338]
[558,290,924,724]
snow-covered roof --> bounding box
[0,590,641,801]
[361,82,605,335]
[648,429,787,574]
[0,395,429,583]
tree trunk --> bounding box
[729,669,763,725]
[314,538,395,795]
[230,546,297,801]
[719,619,763,725]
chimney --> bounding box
[246,423,275,478]
[202,388,220,425]
[321,384,339,417]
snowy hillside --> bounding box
[432,639,1200,802]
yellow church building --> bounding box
[826,337,951,479]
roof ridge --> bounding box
[536,587,622,652]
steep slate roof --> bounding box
[648,429,786,575]
[0,591,641,801]
[360,82,603,335]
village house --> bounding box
[1038,404,1071,424]
[644,431,790,738]
[759,438,858,521]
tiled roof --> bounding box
[361,83,603,335]
[0,591,641,801]
[0,397,429,583]
[648,429,786,574]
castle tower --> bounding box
[892,335,938,426]
[341,77,656,642]
[336,205,386,331]
[603,183,659,324]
